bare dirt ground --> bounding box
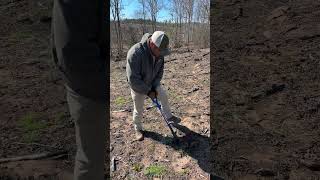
[2,0,319,179]
[110,47,210,179]
[212,0,320,179]
[0,1,210,179]
[0,0,78,178]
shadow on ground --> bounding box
[144,123,224,179]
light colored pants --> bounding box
[66,85,107,180]
[131,85,172,131]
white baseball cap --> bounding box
[151,31,170,56]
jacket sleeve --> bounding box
[152,58,164,89]
[126,51,151,95]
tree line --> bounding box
[111,0,210,58]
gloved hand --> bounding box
[147,88,158,99]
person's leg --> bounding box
[156,85,173,119]
[66,86,107,180]
[130,89,145,131]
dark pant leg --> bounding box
[66,85,107,180]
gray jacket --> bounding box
[126,33,164,95]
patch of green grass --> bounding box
[55,112,67,123]
[132,163,143,172]
[148,144,156,153]
[178,168,189,176]
[18,112,47,131]
[10,31,34,42]
[18,112,48,143]
[169,91,183,101]
[203,79,209,86]
[114,96,127,106]
[144,164,167,176]
[22,131,40,143]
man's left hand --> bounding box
[147,90,158,99]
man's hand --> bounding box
[147,90,158,99]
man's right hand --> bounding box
[147,90,158,99]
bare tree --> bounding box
[111,0,123,58]
[171,0,184,47]
[183,0,194,44]
[195,0,210,23]
[193,0,210,48]
[146,0,162,32]
[170,0,209,48]
[137,0,148,34]
[176,1,182,37]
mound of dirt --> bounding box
[211,0,320,179]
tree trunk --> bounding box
[116,3,122,56]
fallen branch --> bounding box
[299,159,320,171]
[304,94,320,100]
[112,110,127,113]
[255,168,275,176]
[0,151,68,163]
[46,154,68,160]
[165,58,177,63]
[112,109,131,113]
[227,0,241,6]
[202,52,210,57]
[187,86,200,93]
[17,60,41,67]
[184,72,210,77]
[165,72,210,79]
[13,142,61,149]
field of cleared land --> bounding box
[110,47,210,179]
